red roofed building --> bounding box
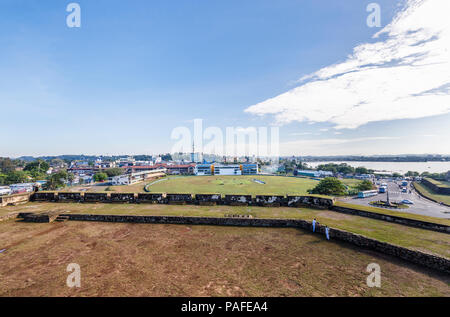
[123,164,195,175]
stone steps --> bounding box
[55,215,70,222]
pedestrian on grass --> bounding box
[312,218,317,232]
[325,226,330,241]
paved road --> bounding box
[339,181,450,219]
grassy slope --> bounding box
[414,182,450,205]
[1,221,448,296]
[5,202,450,258]
[424,178,450,188]
[334,201,450,226]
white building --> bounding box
[111,174,131,186]
[214,165,242,175]
[111,168,167,186]
[0,186,12,196]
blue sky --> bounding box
[1,0,449,157]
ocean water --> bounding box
[305,161,450,174]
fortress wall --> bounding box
[0,193,32,207]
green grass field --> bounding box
[142,175,360,195]
[334,201,450,226]
[144,175,321,195]
[414,182,450,205]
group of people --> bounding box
[312,218,330,240]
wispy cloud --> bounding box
[289,132,313,136]
[245,0,450,129]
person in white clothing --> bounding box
[325,226,330,240]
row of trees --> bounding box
[315,163,374,175]
[0,159,51,185]
[93,168,125,182]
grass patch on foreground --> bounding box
[5,202,450,259]
[334,201,450,226]
[0,221,448,296]
[414,182,450,206]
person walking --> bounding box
[325,226,330,241]
[312,218,317,232]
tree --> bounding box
[24,160,50,174]
[405,171,419,177]
[356,180,374,191]
[26,169,47,181]
[94,172,108,182]
[0,158,15,173]
[316,163,355,174]
[308,177,347,196]
[5,171,30,184]
[161,153,172,161]
[355,167,368,175]
[46,170,69,190]
[392,172,403,178]
[0,173,7,185]
[50,158,65,167]
[104,168,124,177]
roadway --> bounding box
[339,180,450,219]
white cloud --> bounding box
[245,0,450,129]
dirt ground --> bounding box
[0,220,448,297]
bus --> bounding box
[0,186,12,196]
[358,190,378,198]
[378,186,387,193]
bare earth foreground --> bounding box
[0,220,448,297]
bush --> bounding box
[46,170,69,190]
[356,180,374,191]
[105,168,124,177]
[5,171,30,185]
[94,172,108,182]
[308,177,347,196]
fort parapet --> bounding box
[84,193,108,202]
[255,195,285,207]
[195,194,222,205]
[137,193,165,203]
[225,195,252,206]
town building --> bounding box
[194,163,259,176]
[111,168,167,186]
